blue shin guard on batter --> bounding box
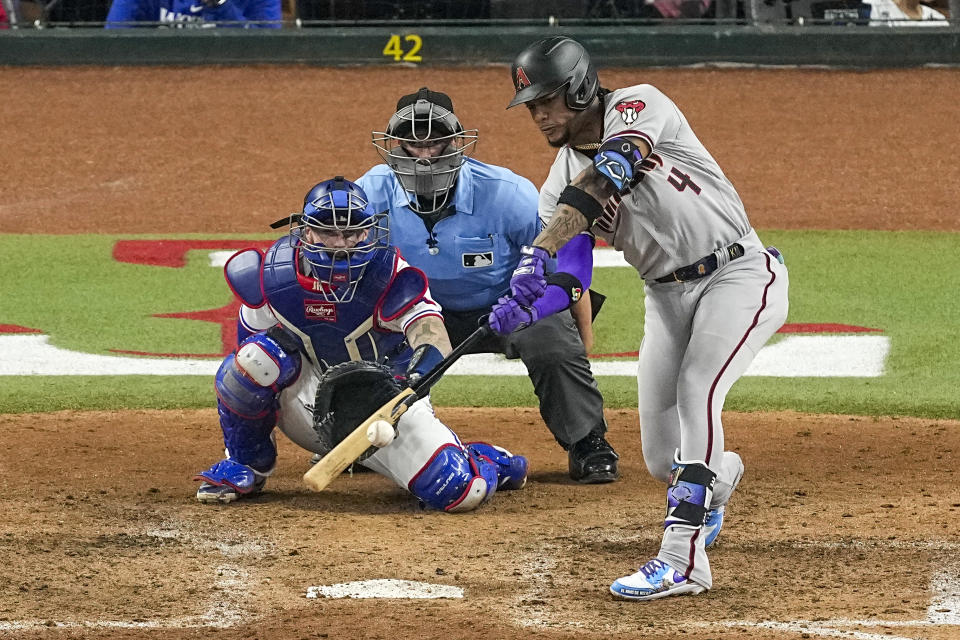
[409,444,500,513]
[664,454,717,530]
[465,442,528,490]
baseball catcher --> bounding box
[194,177,527,512]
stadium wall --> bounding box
[1,25,959,67]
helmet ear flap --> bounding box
[565,62,598,111]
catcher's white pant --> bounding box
[276,366,460,488]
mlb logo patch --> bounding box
[462,252,494,268]
[304,300,337,322]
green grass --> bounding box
[1,231,958,418]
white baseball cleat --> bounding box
[610,559,706,601]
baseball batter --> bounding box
[498,36,789,600]
[194,177,527,512]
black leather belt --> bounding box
[654,243,745,284]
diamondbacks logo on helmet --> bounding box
[515,67,531,92]
[615,100,646,125]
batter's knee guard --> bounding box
[409,444,500,513]
[214,332,301,470]
[465,442,528,490]
[664,452,717,531]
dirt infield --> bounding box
[2,67,959,639]
[4,409,960,639]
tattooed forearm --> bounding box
[533,205,588,256]
[533,166,618,256]
[405,315,453,356]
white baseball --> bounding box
[366,420,396,447]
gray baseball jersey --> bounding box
[539,83,790,588]
[540,85,757,279]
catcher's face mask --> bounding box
[293,177,390,304]
[372,98,478,215]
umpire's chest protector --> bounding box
[259,238,404,365]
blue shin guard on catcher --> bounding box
[409,444,501,513]
[464,442,528,490]
[196,332,301,503]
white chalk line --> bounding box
[512,543,583,629]
[0,248,889,378]
[0,333,890,378]
[0,517,267,634]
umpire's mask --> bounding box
[372,87,478,215]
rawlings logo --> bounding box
[515,66,531,91]
[304,301,337,322]
[570,287,582,303]
[615,99,646,125]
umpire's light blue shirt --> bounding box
[358,158,540,312]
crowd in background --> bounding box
[0,0,951,27]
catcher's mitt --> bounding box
[313,360,403,460]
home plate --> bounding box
[306,579,464,599]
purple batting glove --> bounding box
[510,245,549,306]
[488,296,540,336]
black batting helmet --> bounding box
[507,36,599,111]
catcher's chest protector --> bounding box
[260,238,405,365]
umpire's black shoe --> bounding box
[568,429,619,484]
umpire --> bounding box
[357,87,618,483]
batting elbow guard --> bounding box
[593,137,645,194]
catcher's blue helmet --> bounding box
[294,177,389,303]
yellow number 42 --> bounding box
[383,34,423,63]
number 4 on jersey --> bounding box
[636,153,702,195]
